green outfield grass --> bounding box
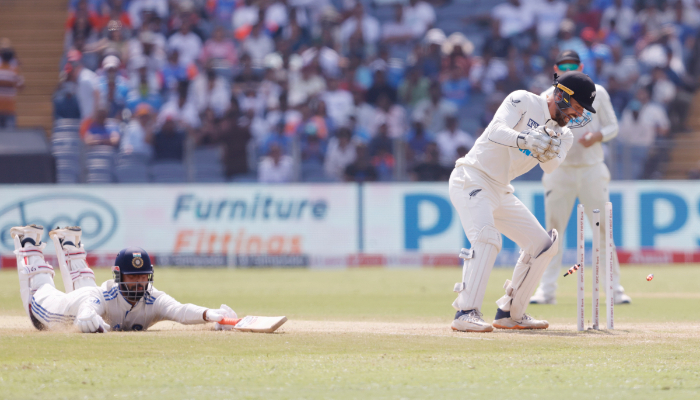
[1,266,699,399]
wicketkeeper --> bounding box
[530,50,631,305]
[13,224,237,332]
[449,71,596,332]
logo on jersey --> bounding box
[132,254,144,268]
[527,119,539,128]
[90,297,100,305]
[469,189,482,199]
[509,97,521,107]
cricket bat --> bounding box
[219,316,287,333]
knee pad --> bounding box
[453,226,502,311]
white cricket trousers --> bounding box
[30,284,100,329]
[449,166,552,310]
[538,162,623,297]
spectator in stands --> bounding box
[570,0,602,32]
[532,0,568,45]
[129,30,165,73]
[120,103,154,156]
[261,119,291,156]
[646,66,677,107]
[412,82,458,135]
[491,0,534,40]
[366,68,397,106]
[370,94,406,139]
[128,0,169,29]
[167,20,202,68]
[347,113,370,144]
[66,50,100,122]
[600,0,636,43]
[192,62,230,117]
[243,21,275,68]
[368,121,393,158]
[84,108,120,147]
[92,0,132,32]
[88,20,130,65]
[300,126,326,180]
[158,80,200,134]
[53,75,82,120]
[288,63,326,107]
[441,66,471,109]
[153,116,186,162]
[340,3,380,56]
[468,45,508,95]
[406,119,431,166]
[126,56,163,111]
[265,0,289,35]
[344,144,377,182]
[615,87,670,179]
[200,26,238,76]
[402,0,436,39]
[435,115,474,168]
[97,56,129,119]
[601,43,639,113]
[232,0,259,34]
[322,77,354,128]
[382,5,415,45]
[324,127,357,181]
[0,40,23,128]
[258,143,293,183]
[220,104,253,180]
[196,108,221,146]
[410,142,449,182]
[161,49,189,100]
[398,67,430,108]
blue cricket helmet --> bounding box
[113,247,154,302]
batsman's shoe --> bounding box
[10,224,44,246]
[615,292,632,305]
[451,309,494,332]
[49,226,82,248]
[493,308,549,330]
[529,291,556,305]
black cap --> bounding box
[114,247,153,275]
[556,71,596,113]
[555,50,581,64]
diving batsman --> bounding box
[13,224,237,332]
[449,71,597,332]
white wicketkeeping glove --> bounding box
[208,304,238,331]
[517,128,551,155]
[74,307,110,333]
[536,136,562,163]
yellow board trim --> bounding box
[557,83,574,95]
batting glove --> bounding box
[517,128,551,155]
[74,307,110,333]
[207,304,238,330]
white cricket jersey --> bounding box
[455,90,574,191]
[540,84,618,167]
[76,280,208,331]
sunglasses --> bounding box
[557,63,580,72]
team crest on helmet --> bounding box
[132,254,144,268]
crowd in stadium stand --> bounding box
[50,0,700,183]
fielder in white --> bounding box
[531,50,631,305]
[13,224,237,333]
[449,71,598,332]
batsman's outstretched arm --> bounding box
[153,292,210,325]
[540,129,574,173]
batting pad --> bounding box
[497,229,559,320]
[452,225,502,312]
